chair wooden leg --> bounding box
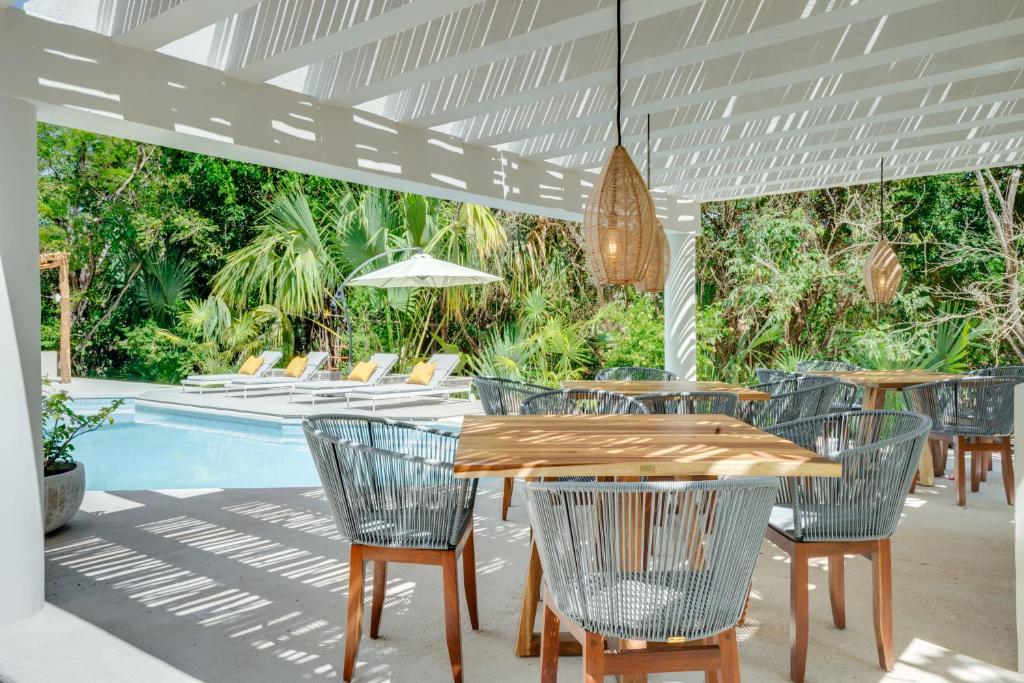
[790,546,810,683]
[981,452,989,482]
[871,540,894,672]
[989,451,994,471]
[955,437,967,507]
[828,555,846,630]
[582,631,604,683]
[344,545,366,682]
[501,478,514,521]
[718,627,741,683]
[909,472,917,494]
[704,638,721,683]
[441,552,464,683]
[540,598,560,683]
[370,561,387,639]
[1001,443,1016,505]
[462,529,479,630]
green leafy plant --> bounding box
[42,386,122,476]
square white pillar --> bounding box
[663,204,700,380]
[0,94,44,626]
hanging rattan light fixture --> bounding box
[636,114,669,293]
[582,0,658,285]
[864,159,903,303]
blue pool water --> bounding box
[73,401,321,491]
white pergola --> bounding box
[1,0,1023,637]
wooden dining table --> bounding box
[802,369,963,486]
[561,379,771,401]
[454,413,841,676]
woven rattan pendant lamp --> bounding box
[636,114,669,293]
[582,0,658,285]
[864,159,903,303]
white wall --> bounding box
[663,203,701,380]
[0,94,44,627]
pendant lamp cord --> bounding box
[646,113,651,186]
[616,0,622,147]
[880,158,885,234]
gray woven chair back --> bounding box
[902,377,1016,437]
[754,368,794,385]
[521,389,649,415]
[741,377,838,429]
[970,365,1024,381]
[767,410,931,541]
[595,366,679,381]
[527,479,778,643]
[795,360,863,372]
[473,376,549,415]
[792,362,865,411]
[303,415,476,550]
[634,391,738,417]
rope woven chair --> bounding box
[304,415,479,682]
[595,366,679,381]
[902,377,1016,506]
[765,410,931,682]
[634,390,739,416]
[796,361,865,412]
[521,388,649,416]
[970,365,1024,379]
[527,478,779,682]
[473,376,550,520]
[755,368,794,384]
[739,377,838,430]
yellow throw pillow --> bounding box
[347,361,378,383]
[238,355,263,375]
[283,355,308,378]
[407,362,436,386]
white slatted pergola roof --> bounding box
[4,0,1023,215]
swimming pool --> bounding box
[74,401,321,491]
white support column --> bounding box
[0,94,43,627]
[663,203,701,380]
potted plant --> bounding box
[42,386,123,533]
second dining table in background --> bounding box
[561,379,771,401]
[801,369,963,486]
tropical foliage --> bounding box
[37,122,1024,385]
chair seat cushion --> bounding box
[555,570,740,643]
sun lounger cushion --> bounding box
[348,361,377,382]
[408,362,436,385]
[239,355,262,375]
[284,355,308,378]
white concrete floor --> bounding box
[1,457,1019,683]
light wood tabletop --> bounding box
[454,414,840,479]
[560,379,770,401]
[801,369,963,390]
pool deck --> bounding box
[55,377,486,424]
[2,461,1021,682]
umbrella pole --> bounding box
[333,246,423,373]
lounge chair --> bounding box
[226,351,330,398]
[180,351,282,393]
[344,354,467,411]
[289,353,400,404]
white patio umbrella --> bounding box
[347,253,500,288]
[334,251,499,371]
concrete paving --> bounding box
[3,459,1018,682]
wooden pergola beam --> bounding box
[39,252,71,384]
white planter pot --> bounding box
[44,462,85,534]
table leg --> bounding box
[515,536,582,658]
[916,438,935,487]
[863,387,887,410]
